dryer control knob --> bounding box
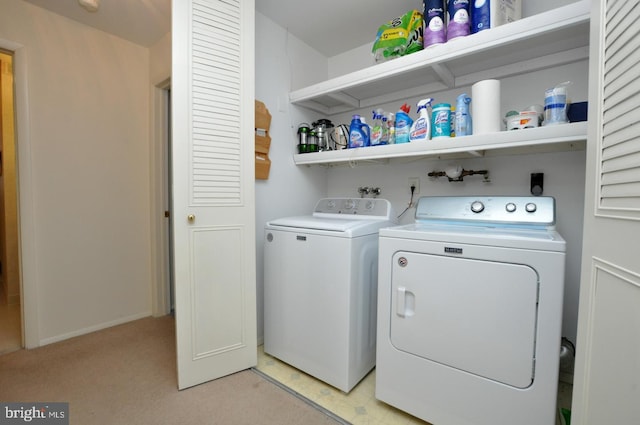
[506,202,517,213]
[470,201,485,213]
[525,202,537,213]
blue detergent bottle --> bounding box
[348,115,370,148]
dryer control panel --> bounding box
[414,196,556,226]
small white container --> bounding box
[506,111,540,130]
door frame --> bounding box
[0,38,39,348]
[151,78,172,317]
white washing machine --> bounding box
[264,198,396,393]
[376,196,566,425]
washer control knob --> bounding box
[470,201,485,213]
[525,202,537,213]
[365,200,374,210]
[343,199,355,209]
[506,202,517,213]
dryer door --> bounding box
[390,251,538,388]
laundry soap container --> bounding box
[348,115,370,148]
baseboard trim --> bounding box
[38,311,152,347]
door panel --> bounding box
[390,251,538,388]
[192,227,245,356]
[573,0,640,422]
[172,0,256,390]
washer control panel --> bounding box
[314,198,393,218]
[415,196,556,226]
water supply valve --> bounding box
[428,165,490,182]
[358,187,371,197]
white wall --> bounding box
[254,12,329,342]
[0,0,153,344]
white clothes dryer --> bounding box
[264,198,396,393]
[376,196,566,425]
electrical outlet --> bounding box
[408,177,420,195]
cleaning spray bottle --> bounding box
[395,103,413,144]
[409,98,434,142]
[386,112,396,144]
[370,109,386,146]
[381,115,389,145]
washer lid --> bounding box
[265,198,398,237]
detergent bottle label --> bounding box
[370,125,383,145]
[349,128,367,148]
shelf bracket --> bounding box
[467,150,485,157]
[326,91,361,109]
[431,63,455,89]
[294,99,331,115]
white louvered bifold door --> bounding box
[598,0,640,214]
[172,0,256,390]
[572,0,640,423]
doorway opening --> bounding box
[0,49,22,354]
[152,80,174,317]
[164,85,174,313]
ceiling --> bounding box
[22,0,421,56]
[22,0,171,47]
[255,0,421,57]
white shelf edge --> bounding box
[289,0,590,106]
[293,122,588,166]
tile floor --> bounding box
[0,301,21,354]
[256,345,573,425]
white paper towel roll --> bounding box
[472,79,501,134]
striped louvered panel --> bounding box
[191,0,242,205]
[599,0,640,213]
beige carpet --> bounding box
[0,316,341,425]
